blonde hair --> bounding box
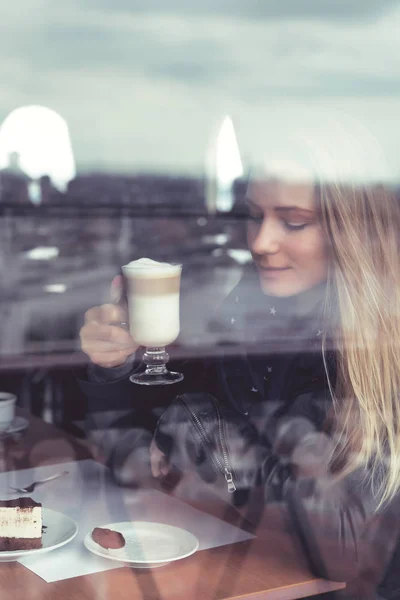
[320,183,400,505]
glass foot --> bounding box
[130,370,184,386]
[129,347,184,386]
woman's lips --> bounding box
[257,265,291,271]
[257,265,292,278]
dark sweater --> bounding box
[78,270,400,599]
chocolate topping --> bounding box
[92,527,126,550]
[0,498,42,508]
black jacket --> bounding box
[78,270,400,600]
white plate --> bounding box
[0,416,29,437]
[0,508,78,562]
[84,521,199,568]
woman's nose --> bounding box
[251,219,281,255]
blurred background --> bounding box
[0,0,400,431]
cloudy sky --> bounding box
[1,0,400,178]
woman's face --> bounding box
[246,179,329,297]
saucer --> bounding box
[0,416,29,437]
[84,521,199,568]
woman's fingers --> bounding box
[84,304,126,326]
[150,440,170,478]
[110,275,125,304]
[80,303,138,367]
[82,322,134,347]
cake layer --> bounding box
[0,506,42,538]
[0,537,42,551]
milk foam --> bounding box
[122,258,181,278]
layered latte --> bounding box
[122,258,182,347]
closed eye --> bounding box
[283,221,308,231]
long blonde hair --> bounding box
[320,183,400,505]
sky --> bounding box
[1,0,400,178]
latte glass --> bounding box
[122,259,184,386]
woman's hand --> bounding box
[150,439,171,478]
[80,303,139,368]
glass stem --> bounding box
[142,347,170,375]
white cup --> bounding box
[0,393,16,433]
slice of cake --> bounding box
[0,498,42,551]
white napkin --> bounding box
[0,460,254,582]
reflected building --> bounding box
[0,151,31,203]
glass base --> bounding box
[130,347,184,386]
[130,370,184,386]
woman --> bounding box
[79,163,400,598]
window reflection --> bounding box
[0,105,76,203]
[0,3,400,600]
